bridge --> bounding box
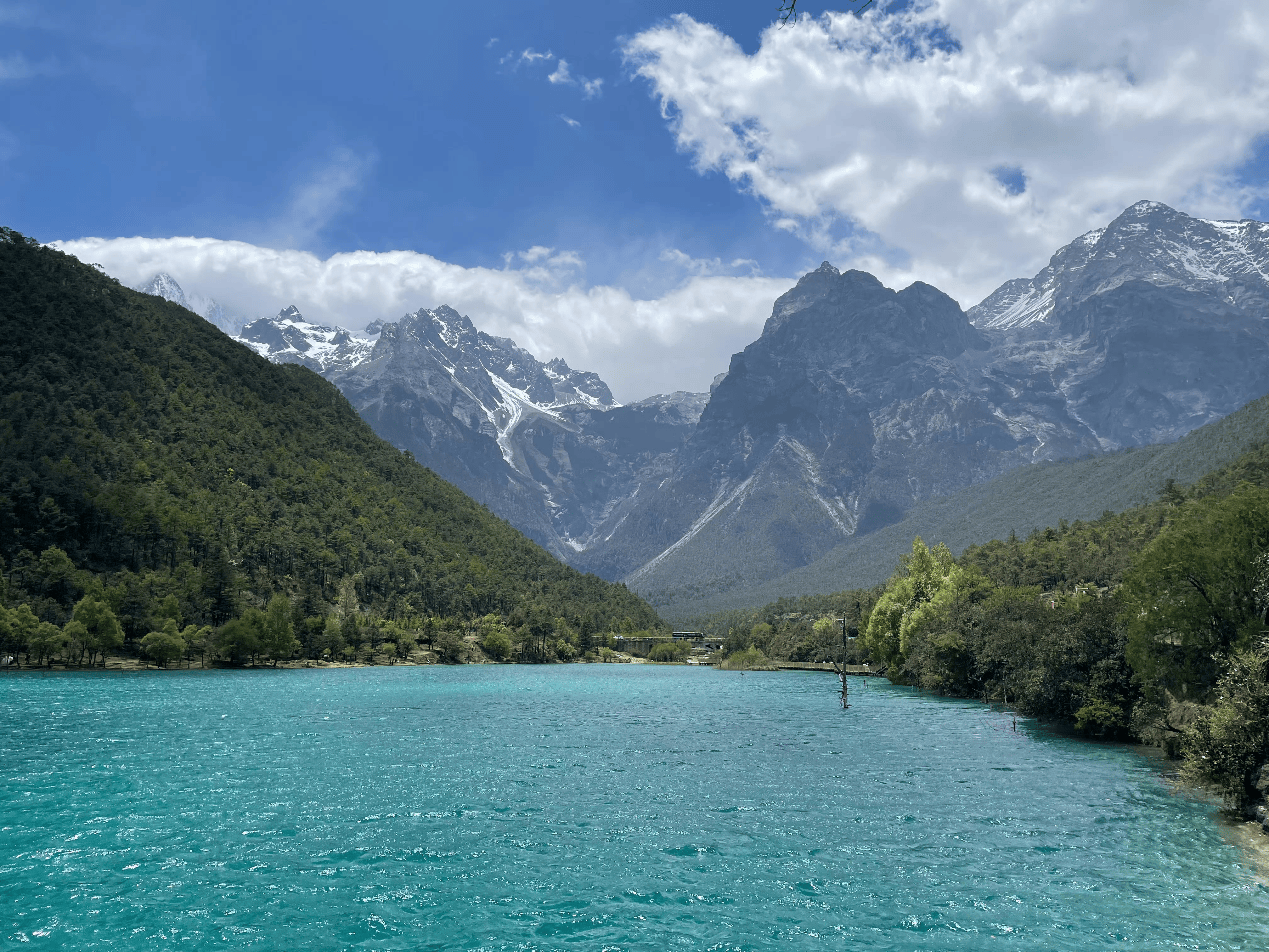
[612,632,724,655]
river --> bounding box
[2,664,1266,949]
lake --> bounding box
[2,664,1266,950]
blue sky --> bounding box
[10,1,1269,400]
[6,1,811,288]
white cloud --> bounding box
[507,47,553,66]
[50,235,791,403]
[560,114,581,128]
[660,248,760,277]
[510,48,603,98]
[624,0,1269,306]
[547,59,572,84]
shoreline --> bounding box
[2,656,890,674]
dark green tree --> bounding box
[140,619,186,668]
[1124,484,1269,703]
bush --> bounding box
[1181,646,1269,807]
[719,646,777,670]
[481,627,513,661]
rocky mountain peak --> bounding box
[135,273,246,336]
[759,265,978,363]
[970,200,1269,329]
[138,272,188,308]
[238,308,374,374]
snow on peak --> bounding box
[135,273,247,335]
[237,307,374,373]
[970,201,1269,330]
[138,272,188,307]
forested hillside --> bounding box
[0,228,662,665]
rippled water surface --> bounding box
[3,665,1267,950]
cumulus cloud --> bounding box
[50,235,790,403]
[625,0,1269,306]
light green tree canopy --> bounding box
[140,619,186,668]
[70,596,124,666]
[864,537,971,670]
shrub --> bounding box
[719,646,777,670]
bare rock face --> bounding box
[971,201,1269,452]
[574,264,1089,587]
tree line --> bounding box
[695,438,1269,808]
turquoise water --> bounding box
[2,666,1266,950]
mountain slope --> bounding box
[576,264,1103,585]
[650,389,1269,620]
[1,227,662,637]
[244,302,706,561]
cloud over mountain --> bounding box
[625,0,1269,306]
[51,235,788,402]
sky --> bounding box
[7,0,1269,402]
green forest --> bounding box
[692,438,1269,809]
[0,227,664,668]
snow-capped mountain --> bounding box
[239,306,377,374]
[137,272,247,336]
[138,272,188,308]
[970,201,1269,329]
[130,271,700,561]
[331,306,704,559]
[131,202,1269,608]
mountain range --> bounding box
[138,201,1269,614]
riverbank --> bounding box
[0,648,658,672]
